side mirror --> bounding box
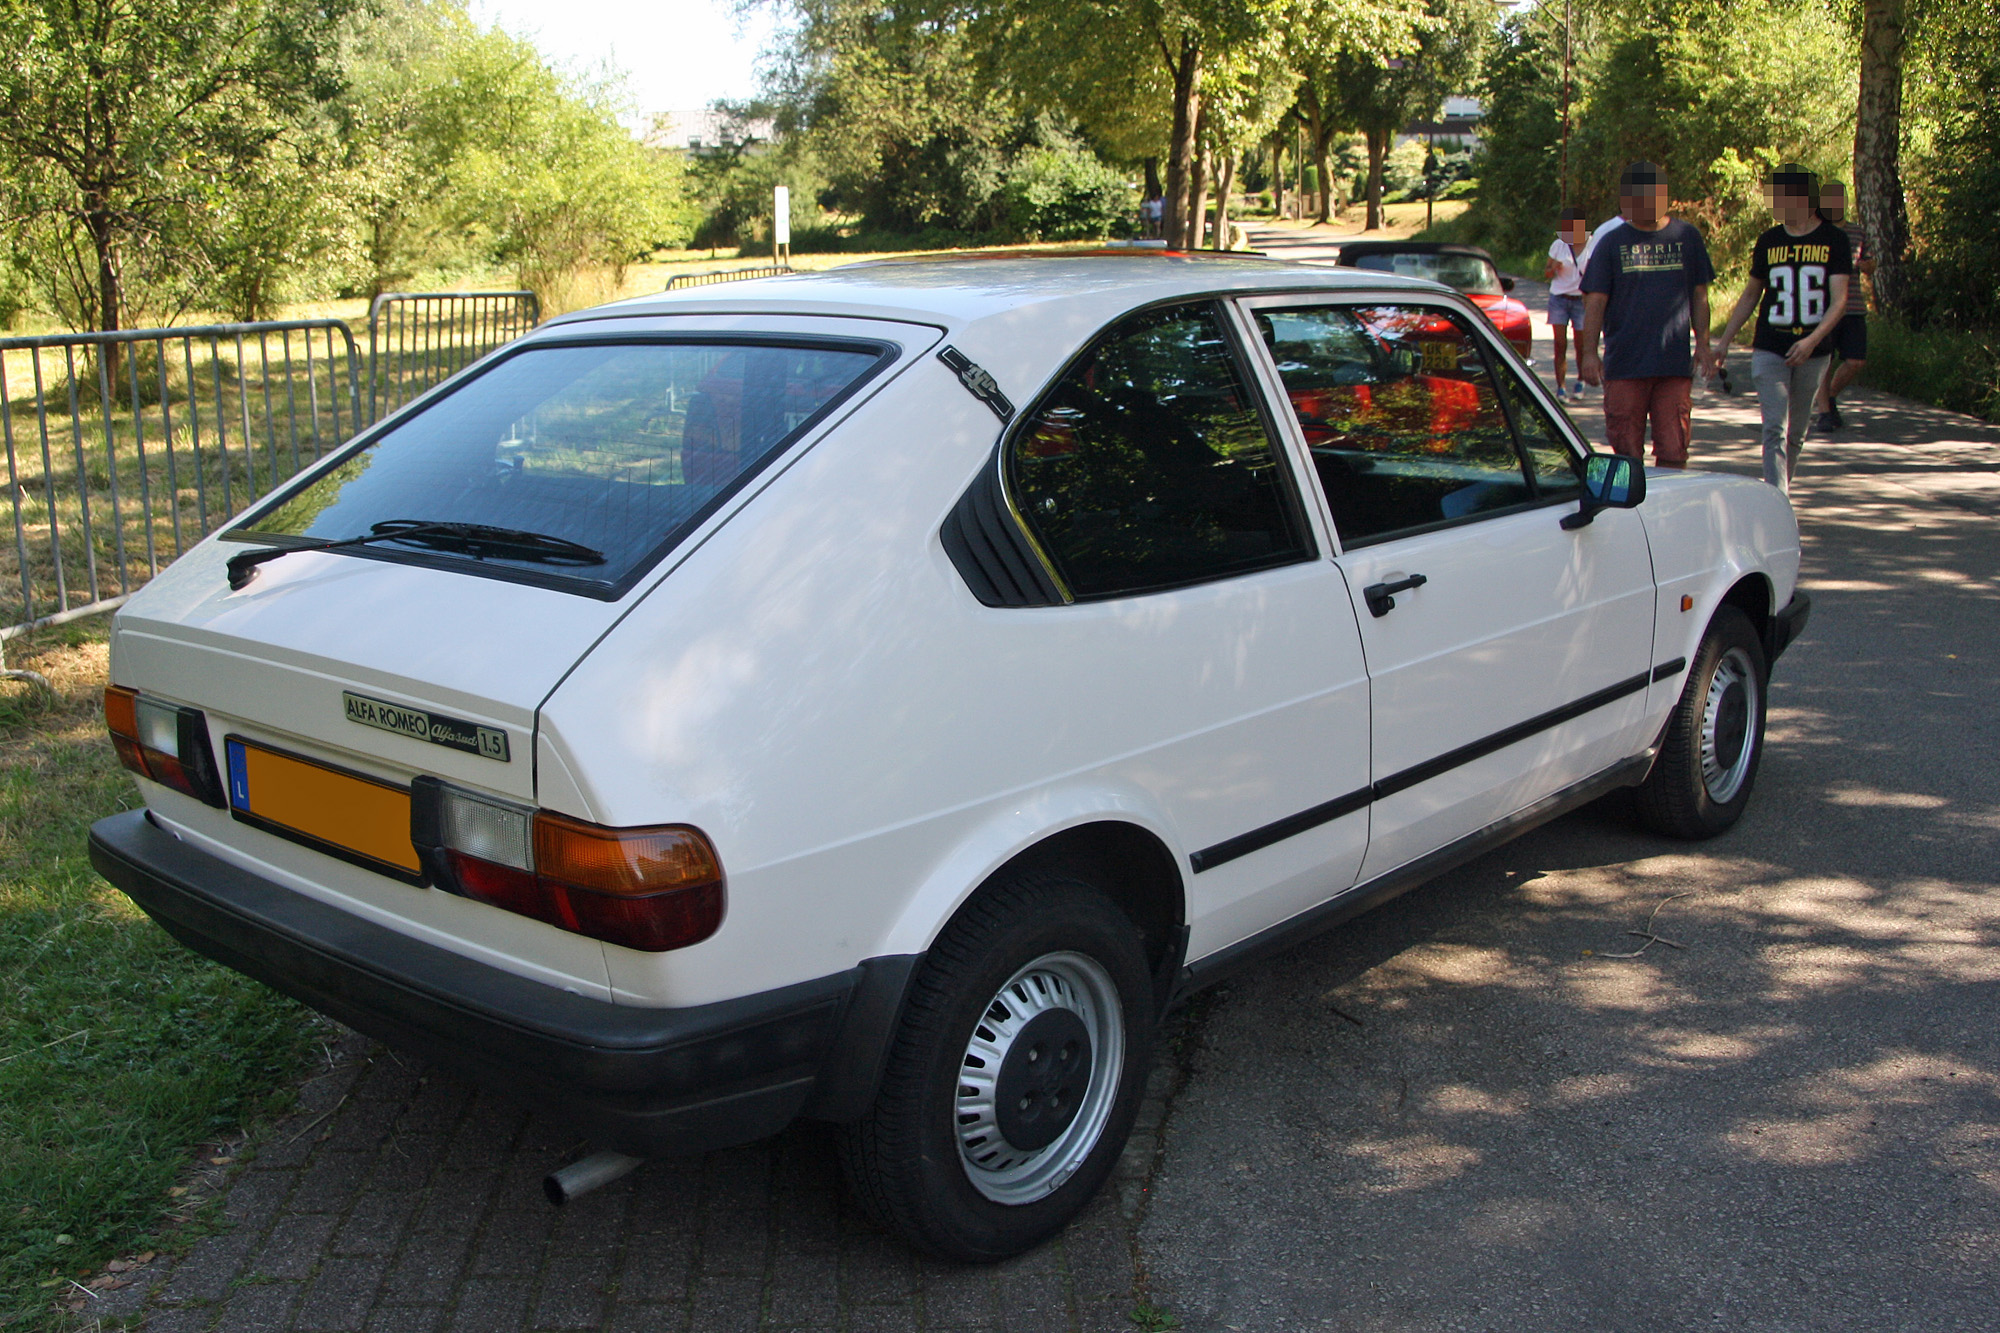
[1500,275,1517,293]
[1561,451,1646,529]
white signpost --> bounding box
[774,186,791,264]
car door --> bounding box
[1236,296,1658,883]
[986,299,1376,956]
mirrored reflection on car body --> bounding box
[89,254,1806,1265]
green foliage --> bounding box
[0,0,358,331]
[1004,136,1138,240]
[1902,5,2000,328]
[1861,318,2000,421]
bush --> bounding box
[1861,319,2000,423]
[1002,143,1133,241]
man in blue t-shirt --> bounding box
[1578,162,1717,467]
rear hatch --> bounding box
[111,318,926,996]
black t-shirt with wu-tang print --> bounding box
[1749,221,1853,357]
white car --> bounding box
[90,255,1808,1260]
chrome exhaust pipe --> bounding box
[543,1151,643,1206]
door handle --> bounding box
[1363,573,1427,618]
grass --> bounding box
[0,621,318,1331]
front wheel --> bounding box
[1637,605,1769,839]
[837,871,1154,1261]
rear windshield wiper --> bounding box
[227,520,605,589]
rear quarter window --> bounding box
[234,338,893,597]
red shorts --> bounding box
[1602,377,1691,467]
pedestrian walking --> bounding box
[1714,165,1852,492]
[1578,162,1716,468]
[1811,179,1872,432]
[1544,208,1593,401]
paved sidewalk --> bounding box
[92,1029,1177,1332]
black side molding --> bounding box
[1191,666,1666,873]
[1176,751,1655,998]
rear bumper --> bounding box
[1768,589,1811,663]
[89,809,915,1155]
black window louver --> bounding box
[941,456,1065,607]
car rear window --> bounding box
[1349,252,1502,296]
[233,338,891,597]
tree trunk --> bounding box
[1215,153,1236,249]
[1164,37,1203,249]
[1364,127,1390,231]
[1271,134,1284,220]
[1296,85,1330,224]
[1314,130,1336,224]
[1190,108,1212,249]
[1143,156,1162,201]
[1854,0,1910,315]
[83,195,123,384]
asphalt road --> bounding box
[1140,225,2000,1331]
[89,232,1999,1331]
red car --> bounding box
[1336,242,1533,364]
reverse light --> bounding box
[104,686,225,807]
[412,780,725,952]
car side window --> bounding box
[1254,304,1536,546]
[1493,366,1584,500]
[1007,302,1313,599]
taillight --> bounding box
[412,779,725,952]
[104,686,225,807]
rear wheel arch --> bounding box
[976,820,1188,1014]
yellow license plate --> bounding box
[225,737,422,882]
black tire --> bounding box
[1637,605,1769,839]
[837,870,1154,1261]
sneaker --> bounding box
[1554,387,1568,402]
[1825,403,1845,430]
[1814,410,1841,434]
[1571,381,1586,396]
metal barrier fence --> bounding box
[0,290,542,644]
[366,290,539,423]
[0,321,361,640]
[663,265,794,291]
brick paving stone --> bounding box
[442,1276,531,1333]
[216,1279,304,1332]
[331,1190,419,1256]
[604,1303,688,1333]
[380,1229,473,1305]
[287,1151,378,1215]
[297,1255,389,1332]
[158,1229,256,1305]
[363,1306,446,1333]
[224,1167,299,1229]
[683,1271,766,1333]
[468,1205,558,1277]
[526,1250,616,1329]
[128,1041,1156,1333]
[140,1304,218,1333]
[252,1212,342,1281]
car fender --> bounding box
[1640,473,1802,711]
[877,784,1189,960]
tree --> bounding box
[1854,0,1911,313]
[0,0,355,348]
[1315,0,1488,230]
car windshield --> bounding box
[1349,252,1504,296]
[234,338,890,596]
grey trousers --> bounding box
[1751,349,1831,492]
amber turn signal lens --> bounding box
[103,685,225,807]
[532,813,722,899]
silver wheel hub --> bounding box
[1700,646,1759,804]
[955,951,1125,1205]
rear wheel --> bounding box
[837,871,1153,1261]
[1637,606,1768,839]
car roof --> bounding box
[542,254,1457,416]
[555,254,1440,332]
[1336,242,1497,264]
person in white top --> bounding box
[1543,208,1594,400]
